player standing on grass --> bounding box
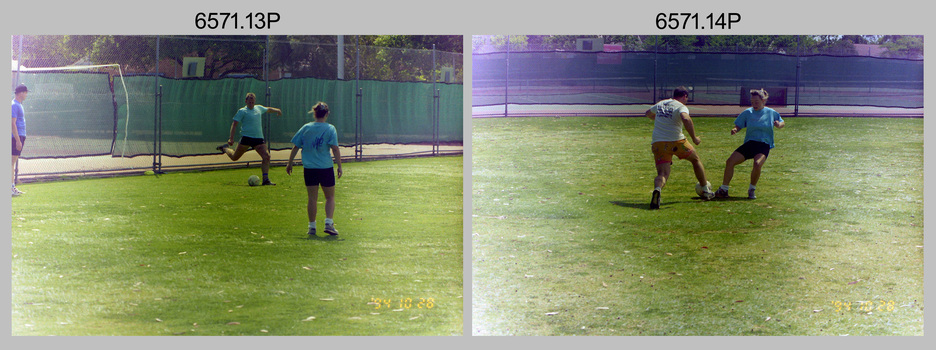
[286,102,343,237]
[11,84,29,197]
[217,92,282,185]
[645,86,714,209]
[714,88,785,199]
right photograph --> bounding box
[470,35,924,336]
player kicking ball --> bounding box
[645,86,715,209]
[217,92,282,185]
[714,88,785,199]
[286,102,343,237]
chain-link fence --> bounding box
[11,35,463,180]
[472,35,922,117]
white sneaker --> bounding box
[12,187,23,197]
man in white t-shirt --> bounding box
[644,86,714,209]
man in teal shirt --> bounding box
[218,92,282,185]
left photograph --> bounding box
[10,35,464,336]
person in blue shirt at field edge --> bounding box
[286,102,343,237]
[11,84,28,197]
[714,88,785,200]
[217,92,283,185]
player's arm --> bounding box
[645,109,656,120]
[228,121,239,145]
[331,145,342,179]
[12,117,21,151]
[680,112,701,145]
[286,145,300,175]
[266,107,283,116]
[774,120,785,128]
[730,124,741,135]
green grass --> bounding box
[471,117,923,336]
[12,156,463,336]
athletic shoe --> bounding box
[262,180,276,186]
[307,227,316,237]
[12,187,23,197]
[748,188,756,199]
[714,188,729,198]
[701,190,715,201]
[324,223,339,236]
[650,190,661,210]
[216,144,229,152]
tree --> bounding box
[14,35,464,82]
[878,35,923,58]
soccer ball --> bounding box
[695,181,713,199]
[248,175,261,186]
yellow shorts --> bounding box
[651,139,695,165]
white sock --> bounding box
[654,187,662,192]
[749,184,756,190]
[324,218,334,225]
[309,221,316,229]
[719,185,730,191]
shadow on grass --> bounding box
[304,235,345,242]
[611,196,752,210]
[610,200,692,210]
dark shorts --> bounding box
[239,136,266,148]
[304,167,336,187]
[12,136,26,156]
[734,140,771,160]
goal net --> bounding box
[12,63,133,159]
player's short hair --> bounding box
[245,92,256,100]
[750,88,769,100]
[310,102,329,119]
[673,86,690,99]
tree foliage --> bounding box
[472,35,922,58]
[14,35,464,82]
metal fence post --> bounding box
[355,36,363,161]
[153,36,161,173]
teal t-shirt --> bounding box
[291,122,338,169]
[232,105,268,139]
[734,107,783,149]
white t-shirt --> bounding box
[650,99,688,143]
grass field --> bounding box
[11,155,463,336]
[471,117,923,336]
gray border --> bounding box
[4,0,931,347]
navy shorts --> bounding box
[304,167,336,187]
[12,136,26,156]
[239,136,266,148]
[734,140,771,160]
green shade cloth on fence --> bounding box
[472,51,923,109]
[20,74,462,159]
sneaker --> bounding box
[748,188,756,199]
[650,190,661,210]
[324,223,339,236]
[216,144,229,152]
[307,227,316,237]
[701,190,715,201]
[262,180,276,186]
[12,187,23,197]
[714,187,729,198]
